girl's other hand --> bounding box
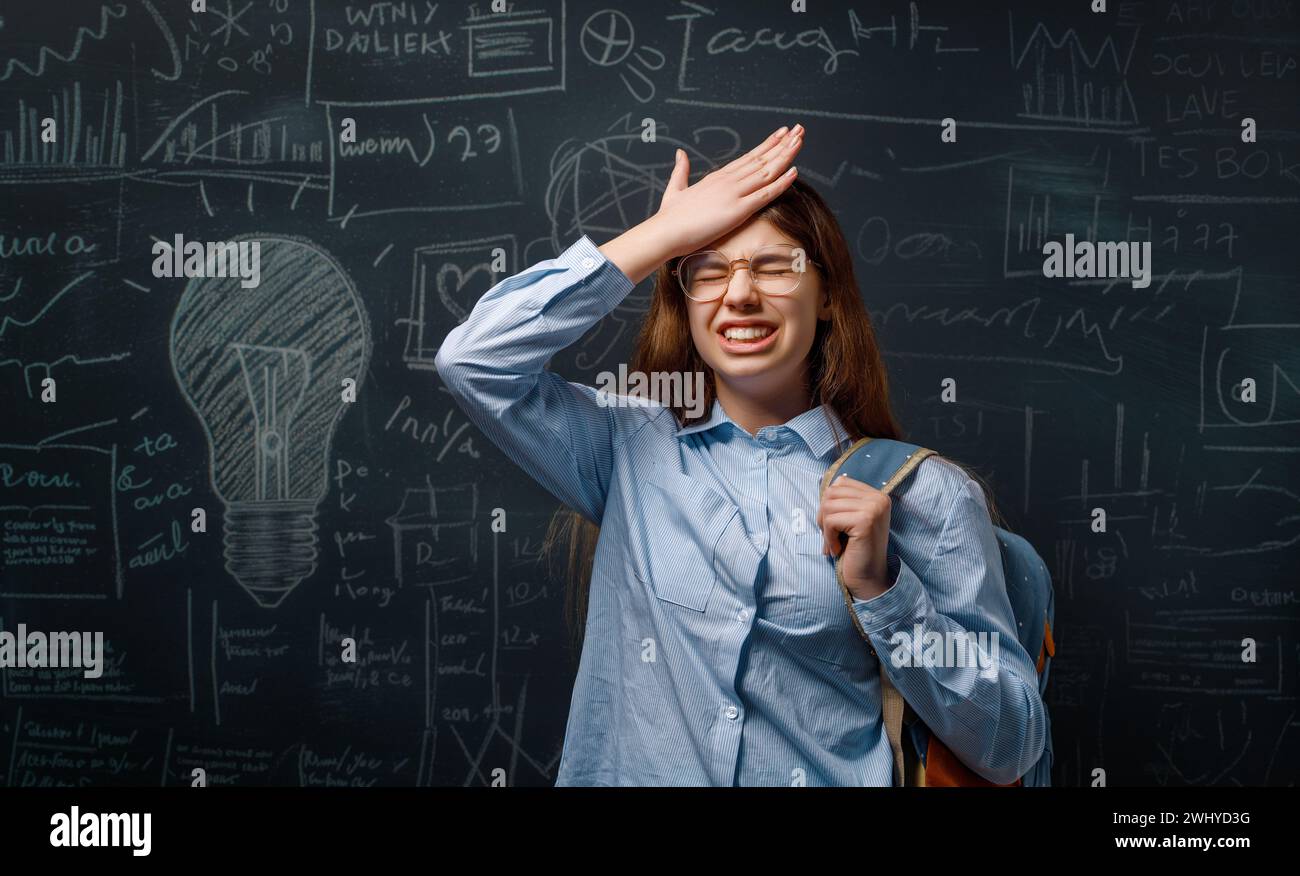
[817,473,894,602]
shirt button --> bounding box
[725,705,739,720]
[581,256,596,269]
[737,609,749,622]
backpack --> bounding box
[819,437,1055,787]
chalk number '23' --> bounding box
[448,124,502,161]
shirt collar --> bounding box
[675,399,849,460]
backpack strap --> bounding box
[881,669,918,787]
[820,437,936,786]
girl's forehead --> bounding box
[709,218,800,252]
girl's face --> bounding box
[684,217,832,402]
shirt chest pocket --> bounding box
[784,529,873,673]
[633,466,739,612]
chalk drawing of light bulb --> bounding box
[169,235,370,608]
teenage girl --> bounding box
[436,125,1047,786]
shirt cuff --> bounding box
[552,234,635,311]
[849,552,927,637]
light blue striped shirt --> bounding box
[435,234,1047,786]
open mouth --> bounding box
[717,324,778,353]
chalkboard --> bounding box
[1,0,1297,788]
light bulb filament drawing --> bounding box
[231,343,310,503]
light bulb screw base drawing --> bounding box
[224,501,319,608]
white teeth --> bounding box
[722,326,774,341]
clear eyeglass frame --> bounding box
[672,243,821,302]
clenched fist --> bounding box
[817,473,895,601]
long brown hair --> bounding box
[541,178,1005,658]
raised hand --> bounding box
[655,125,804,258]
[597,125,804,285]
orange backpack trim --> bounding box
[1036,617,1055,675]
[923,736,1022,787]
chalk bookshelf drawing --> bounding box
[169,235,371,608]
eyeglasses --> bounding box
[672,243,820,302]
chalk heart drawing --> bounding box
[169,235,371,609]
[436,261,495,324]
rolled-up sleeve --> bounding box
[433,235,635,524]
[849,479,1048,785]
